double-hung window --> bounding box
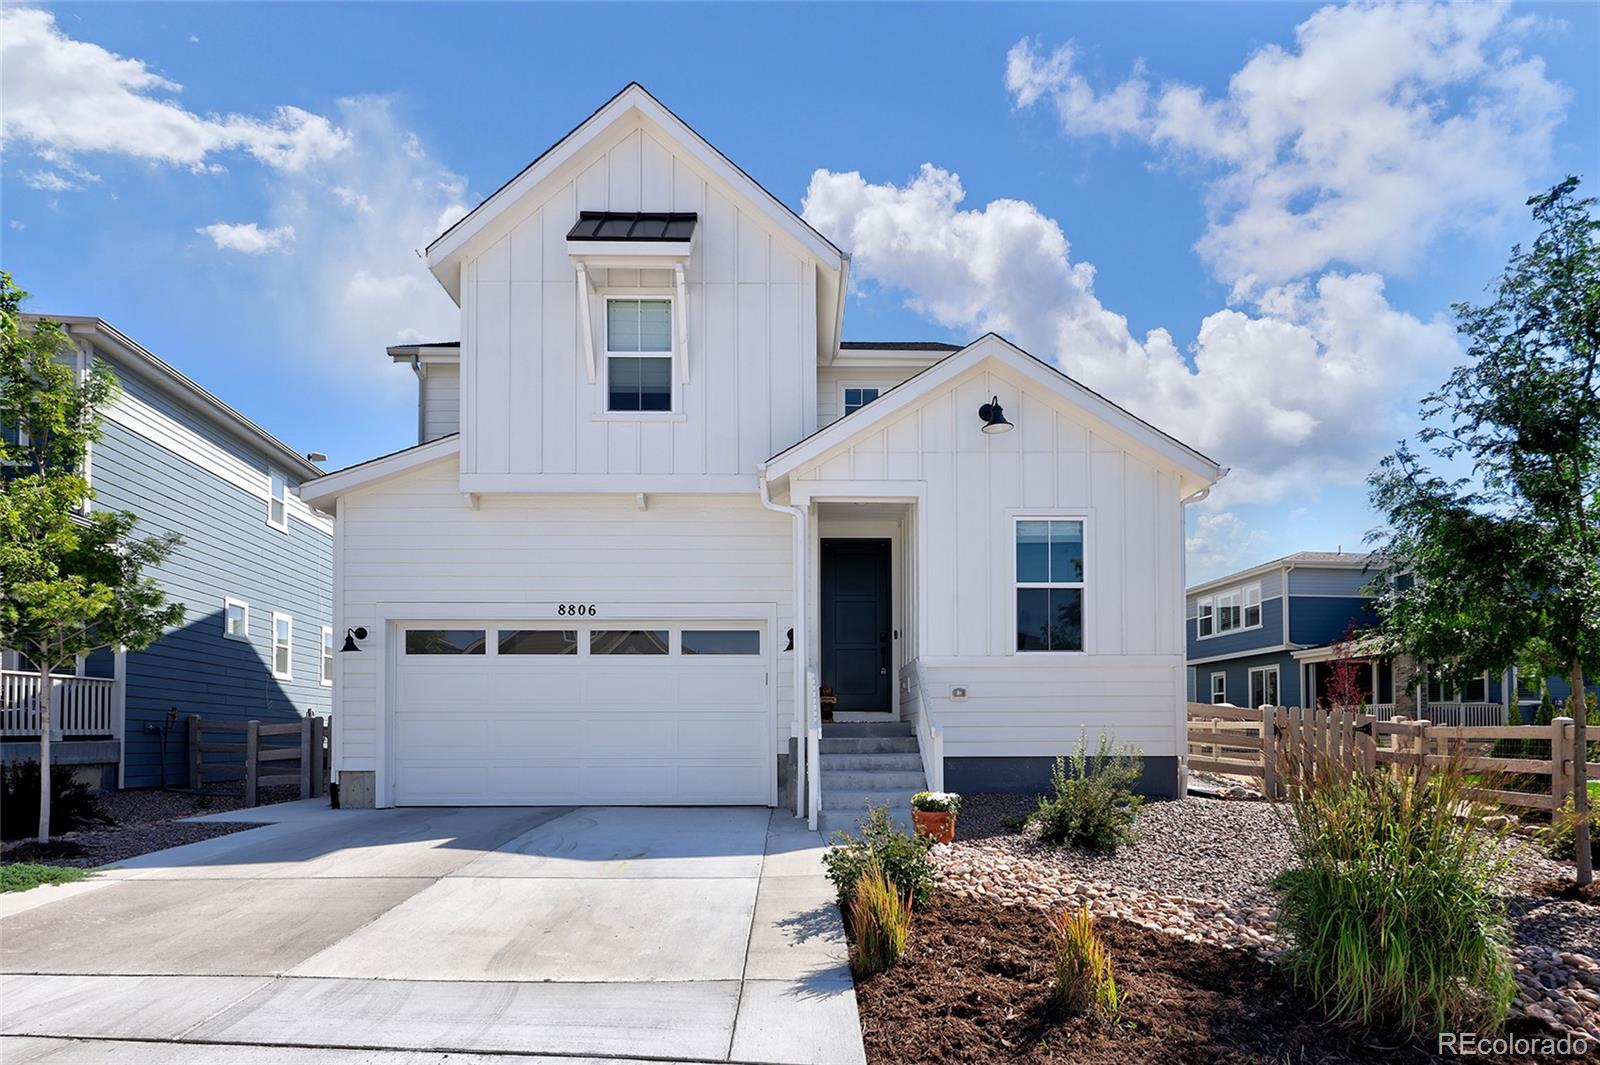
[1211,672,1228,705]
[1249,665,1279,708]
[267,469,288,531]
[1215,590,1242,633]
[842,386,879,416]
[320,626,334,687]
[1196,600,1214,638]
[1015,519,1085,652]
[605,298,673,412]
[1243,585,1262,629]
[271,613,293,680]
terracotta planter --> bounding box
[912,809,956,844]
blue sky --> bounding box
[4,2,1596,582]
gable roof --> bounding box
[426,83,845,299]
[762,333,1223,491]
[1187,550,1373,598]
[31,315,324,482]
[300,433,460,508]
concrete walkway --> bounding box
[0,804,865,1065]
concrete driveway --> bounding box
[0,803,865,1065]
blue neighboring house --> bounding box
[2,316,333,790]
[1185,550,1588,723]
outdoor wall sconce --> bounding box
[978,396,1014,434]
[784,628,794,652]
[340,626,369,653]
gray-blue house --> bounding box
[2,316,332,790]
[1185,550,1590,724]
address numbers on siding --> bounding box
[557,604,598,617]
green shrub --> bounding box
[848,858,913,976]
[1273,751,1516,1036]
[1027,731,1143,853]
[1048,903,1120,1020]
[823,804,937,905]
[0,863,91,893]
[1542,796,1581,861]
[0,760,109,841]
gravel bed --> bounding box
[939,792,1600,1042]
[1,785,302,869]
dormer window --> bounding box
[605,298,673,412]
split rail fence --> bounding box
[188,714,327,806]
[1187,702,1589,813]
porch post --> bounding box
[112,647,127,789]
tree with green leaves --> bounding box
[0,274,184,842]
[1368,177,1600,885]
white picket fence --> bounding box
[0,670,117,737]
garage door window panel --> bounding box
[499,629,578,655]
[682,630,761,655]
[406,629,487,655]
[591,629,669,655]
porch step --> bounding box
[821,769,928,792]
[820,752,924,772]
[821,722,916,738]
[818,736,920,755]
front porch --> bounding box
[1,670,124,790]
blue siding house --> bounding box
[2,317,333,790]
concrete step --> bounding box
[821,769,927,791]
[818,806,912,838]
[821,721,916,738]
[818,736,920,755]
[818,752,925,772]
[823,788,922,811]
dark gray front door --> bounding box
[821,539,891,713]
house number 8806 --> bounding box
[557,604,597,617]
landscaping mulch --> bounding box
[855,894,1566,1065]
[0,784,300,869]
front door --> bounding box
[821,539,892,713]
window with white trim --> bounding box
[1211,672,1228,705]
[271,613,292,680]
[1196,581,1263,638]
[842,386,880,416]
[267,469,288,531]
[1425,670,1490,703]
[1249,665,1280,708]
[320,625,334,687]
[605,297,673,412]
[1015,518,1085,652]
[223,598,249,641]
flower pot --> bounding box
[912,809,956,844]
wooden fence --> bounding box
[188,714,327,807]
[1187,702,1589,813]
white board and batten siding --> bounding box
[792,364,1189,759]
[333,455,795,804]
[456,118,818,487]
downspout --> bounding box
[758,466,810,823]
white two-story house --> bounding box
[303,84,1223,822]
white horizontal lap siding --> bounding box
[815,367,926,430]
[797,366,1189,760]
[421,364,460,441]
[332,456,794,775]
[460,121,815,483]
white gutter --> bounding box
[758,466,814,826]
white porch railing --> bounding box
[1368,701,1507,727]
[908,660,944,793]
[806,669,822,830]
[0,670,117,737]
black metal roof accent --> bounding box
[566,211,697,242]
[839,341,964,351]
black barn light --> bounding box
[978,395,1014,434]
[340,626,369,653]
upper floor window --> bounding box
[843,387,879,416]
[223,598,249,641]
[605,298,673,412]
[268,469,288,531]
[1196,581,1263,638]
[1015,518,1085,652]
[320,626,334,687]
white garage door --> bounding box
[391,623,772,806]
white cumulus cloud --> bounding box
[197,222,296,254]
[802,164,1460,506]
[0,7,349,176]
[1005,2,1566,290]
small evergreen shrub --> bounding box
[0,760,109,841]
[1048,903,1120,1020]
[1273,750,1516,1036]
[847,858,913,976]
[1027,731,1143,853]
[823,804,936,905]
